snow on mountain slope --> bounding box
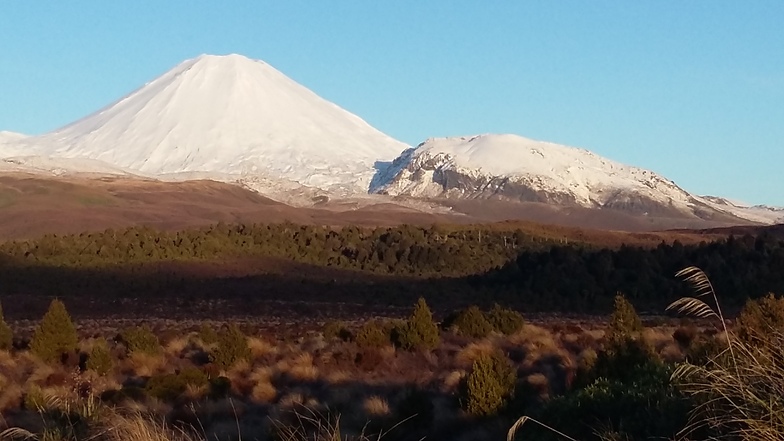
[0,131,28,156]
[0,156,137,177]
[12,54,408,195]
[698,196,784,224]
[375,134,767,222]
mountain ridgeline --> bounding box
[0,223,783,314]
[1,54,781,226]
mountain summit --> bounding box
[15,54,409,195]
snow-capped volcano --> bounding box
[11,54,409,195]
[374,134,783,223]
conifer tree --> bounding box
[210,324,251,370]
[30,299,78,363]
[0,302,13,351]
[607,293,644,344]
[396,297,440,351]
[462,350,516,416]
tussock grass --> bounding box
[666,266,784,440]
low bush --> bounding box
[86,338,113,376]
[210,324,251,370]
[355,320,391,349]
[451,306,494,339]
[323,320,351,342]
[0,302,13,351]
[145,367,209,401]
[120,325,161,356]
[198,323,219,346]
[486,303,525,335]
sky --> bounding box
[1,2,782,205]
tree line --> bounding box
[0,222,782,314]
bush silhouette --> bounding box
[120,325,161,356]
[323,320,351,342]
[461,350,516,416]
[486,303,524,335]
[451,306,494,339]
[396,298,440,351]
[30,299,78,363]
[0,302,13,351]
[607,294,644,344]
[210,324,251,370]
[199,323,219,346]
[86,338,113,376]
[355,320,391,349]
[736,293,784,346]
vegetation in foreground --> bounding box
[1,266,783,441]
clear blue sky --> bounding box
[1,2,782,205]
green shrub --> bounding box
[210,324,251,370]
[607,294,644,344]
[486,303,524,335]
[86,338,113,376]
[199,323,219,346]
[24,384,46,410]
[30,299,78,363]
[461,350,516,417]
[100,386,146,405]
[0,302,13,351]
[355,320,391,349]
[145,373,186,401]
[538,363,690,441]
[395,298,440,351]
[120,325,161,356]
[144,367,209,402]
[451,306,494,339]
[736,293,784,346]
[323,320,351,341]
[178,366,209,388]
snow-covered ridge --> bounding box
[8,54,409,195]
[373,134,783,224]
[697,196,784,225]
[377,134,695,205]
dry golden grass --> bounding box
[128,353,166,377]
[643,327,676,351]
[363,395,391,417]
[227,359,253,396]
[164,337,189,357]
[526,373,550,397]
[455,340,496,368]
[441,369,465,392]
[0,383,22,412]
[280,353,319,382]
[99,410,201,441]
[25,362,56,386]
[184,383,208,401]
[247,337,277,360]
[584,329,606,341]
[0,350,17,370]
[249,366,275,384]
[660,341,685,363]
[323,369,351,385]
[251,381,278,403]
[278,392,305,409]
